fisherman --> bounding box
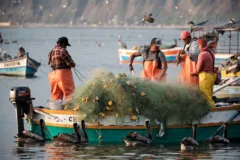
[191,38,216,107]
[48,37,76,102]
[177,31,200,85]
[129,38,168,82]
[17,45,26,58]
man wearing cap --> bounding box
[48,37,76,102]
[129,38,168,81]
[177,31,200,85]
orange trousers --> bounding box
[141,61,166,82]
[48,69,75,102]
[178,55,199,86]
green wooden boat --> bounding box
[30,105,240,144]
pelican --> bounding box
[229,18,235,24]
[78,120,88,143]
[187,21,195,27]
[167,39,178,48]
[118,36,127,49]
[141,14,154,24]
[180,124,199,151]
[122,119,152,147]
[209,123,230,144]
[16,119,49,142]
[53,123,81,143]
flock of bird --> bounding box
[122,120,230,151]
[15,118,230,151]
[16,119,88,145]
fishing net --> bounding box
[65,69,210,123]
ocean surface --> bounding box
[0,28,239,160]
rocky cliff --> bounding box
[0,0,239,26]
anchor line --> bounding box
[0,79,10,89]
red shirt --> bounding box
[196,50,215,73]
[48,44,75,70]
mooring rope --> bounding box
[74,68,86,79]
[73,68,84,82]
[27,59,48,76]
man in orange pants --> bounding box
[48,37,76,101]
[129,38,168,82]
[177,31,199,86]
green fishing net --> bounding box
[65,69,210,123]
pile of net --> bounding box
[65,69,210,123]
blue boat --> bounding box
[0,56,41,77]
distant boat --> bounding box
[118,47,182,64]
[118,48,235,66]
[0,56,41,77]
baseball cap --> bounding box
[181,31,191,40]
[150,38,161,47]
[155,39,162,47]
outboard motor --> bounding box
[9,87,34,137]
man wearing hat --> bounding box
[129,38,168,81]
[48,37,76,102]
[177,31,200,85]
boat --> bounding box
[119,48,233,66]
[119,47,182,64]
[9,87,240,144]
[0,56,41,77]
[214,85,240,99]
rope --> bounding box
[27,58,48,76]
[0,79,10,89]
[73,68,84,82]
[74,68,86,79]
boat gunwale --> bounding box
[34,104,240,115]
[33,120,240,129]
[0,56,27,64]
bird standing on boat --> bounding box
[141,14,154,24]
[53,120,88,144]
[53,123,81,143]
[209,123,230,144]
[229,18,235,24]
[16,119,49,142]
[180,124,199,151]
[187,21,195,27]
[118,36,127,49]
[122,119,152,147]
[78,120,88,143]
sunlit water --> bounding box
[0,28,239,159]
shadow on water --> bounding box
[10,141,240,159]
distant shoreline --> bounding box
[0,23,189,30]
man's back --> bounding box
[49,44,75,70]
